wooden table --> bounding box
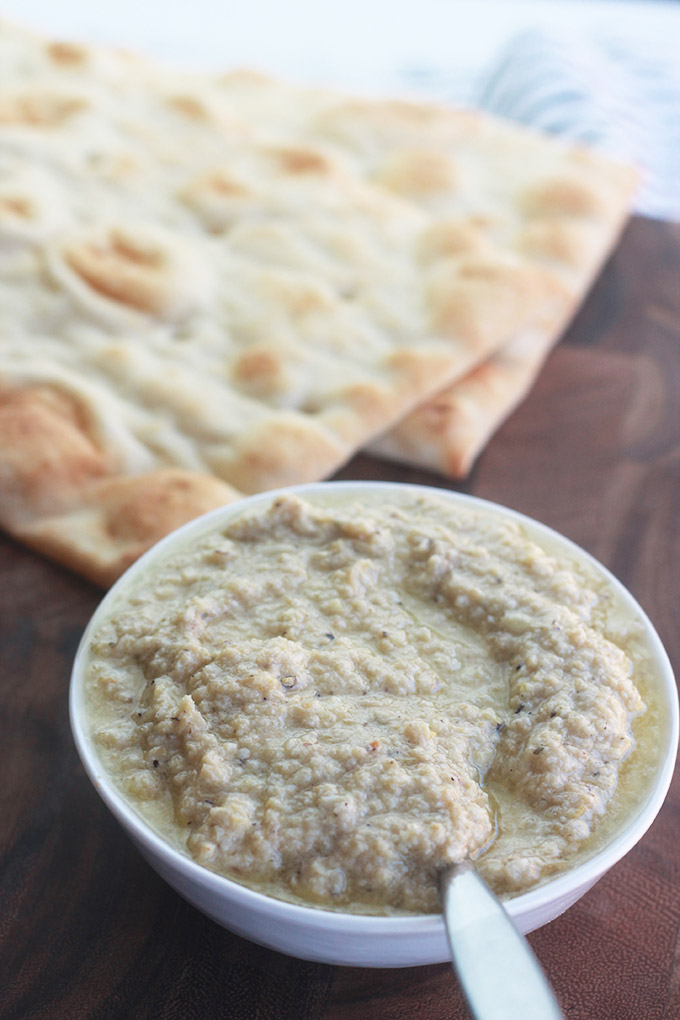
[2,216,679,1020]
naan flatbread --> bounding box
[208,70,635,475]
[0,22,636,583]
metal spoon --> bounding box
[440,861,565,1020]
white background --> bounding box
[2,0,679,98]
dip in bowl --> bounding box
[70,482,678,967]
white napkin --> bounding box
[470,29,680,221]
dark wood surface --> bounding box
[2,216,679,1019]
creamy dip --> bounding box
[84,491,663,914]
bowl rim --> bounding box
[70,480,679,934]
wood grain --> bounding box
[1,217,679,1020]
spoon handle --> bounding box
[440,862,565,1020]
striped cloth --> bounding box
[472,29,680,221]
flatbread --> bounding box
[142,67,637,477]
[371,328,560,478]
[0,21,636,584]
[368,160,634,475]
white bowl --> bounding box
[70,482,679,968]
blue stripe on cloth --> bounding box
[473,29,680,221]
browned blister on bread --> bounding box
[15,468,241,586]
[0,90,87,126]
[0,385,111,525]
